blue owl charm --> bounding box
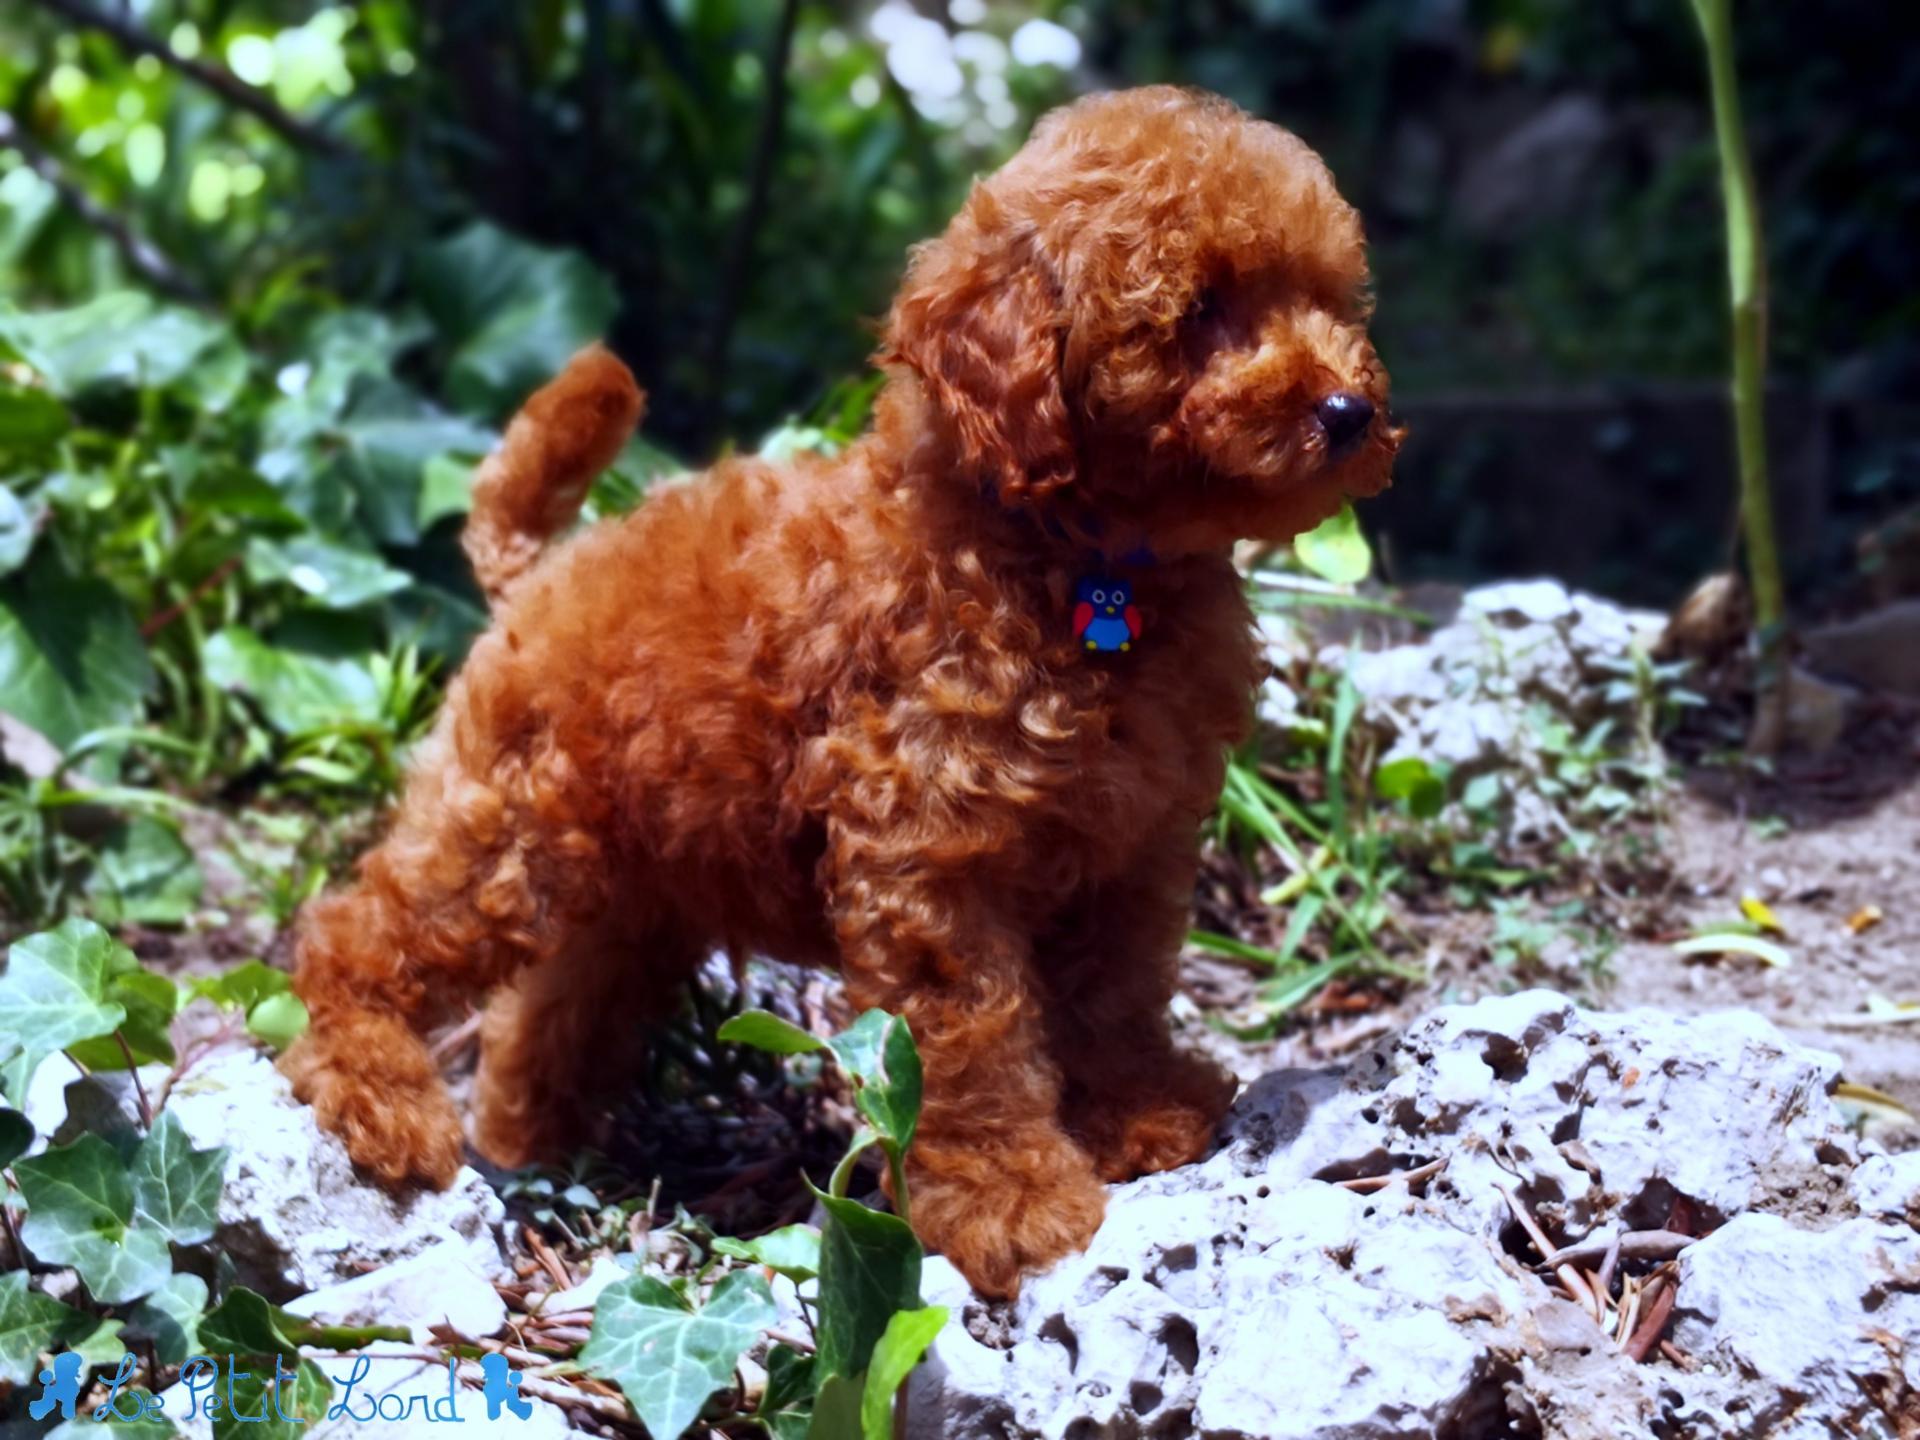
[1074,575,1141,653]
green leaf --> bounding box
[757,1343,817,1439]
[580,1269,777,1440]
[129,1273,208,1367]
[0,384,66,452]
[0,1270,91,1386]
[0,485,37,576]
[413,223,620,417]
[0,919,130,1099]
[245,992,309,1050]
[336,410,494,546]
[807,1372,862,1440]
[717,1009,824,1055]
[860,1306,947,1440]
[828,1012,922,1153]
[1373,756,1445,820]
[14,1134,172,1304]
[711,1224,822,1282]
[0,293,228,396]
[0,547,153,750]
[243,536,411,611]
[189,959,292,1012]
[1293,504,1372,585]
[67,970,178,1070]
[197,1287,308,1362]
[74,1317,127,1370]
[417,454,474,530]
[812,1189,923,1382]
[82,816,206,930]
[129,1111,227,1245]
[203,625,382,734]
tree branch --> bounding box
[0,110,205,301]
[24,0,349,154]
[700,0,801,443]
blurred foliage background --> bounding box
[0,0,1916,923]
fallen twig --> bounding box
[1333,1157,1449,1193]
[525,1229,576,1292]
[1623,1272,1678,1362]
[1496,1182,1598,1320]
[1544,1228,1695,1270]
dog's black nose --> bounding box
[1316,391,1374,450]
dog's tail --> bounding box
[462,344,645,605]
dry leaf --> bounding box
[1673,933,1792,968]
[1846,905,1884,935]
[1739,894,1786,935]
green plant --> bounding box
[1688,0,1787,753]
[573,1007,944,1440]
[0,918,387,1431]
[1200,678,1427,1032]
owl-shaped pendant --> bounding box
[1074,575,1142,653]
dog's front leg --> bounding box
[825,836,1107,1298]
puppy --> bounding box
[285,85,1398,1298]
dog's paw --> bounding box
[1075,1055,1236,1181]
[281,1030,464,1189]
[911,1136,1108,1299]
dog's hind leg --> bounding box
[284,698,615,1188]
[471,915,700,1170]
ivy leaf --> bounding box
[67,945,180,1071]
[197,1287,306,1362]
[0,546,151,751]
[811,1190,923,1382]
[81,816,205,931]
[245,992,309,1050]
[14,1133,172,1304]
[0,1270,90,1386]
[757,1343,816,1440]
[130,1111,227,1245]
[581,1269,776,1440]
[711,1224,821,1282]
[413,223,619,419]
[859,1306,946,1440]
[1293,503,1373,585]
[243,535,411,611]
[828,1012,922,1153]
[202,624,383,734]
[0,484,42,575]
[717,1010,823,1055]
[806,1373,862,1440]
[74,1317,127,1370]
[129,1273,207,1367]
[189,960,291,1012]
[0,919,129,1103]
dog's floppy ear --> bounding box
[881,203,1074,504]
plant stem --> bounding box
[1689,0,1789,753]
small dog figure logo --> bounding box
[480,1352,535,1421]
[28,1352,83,1421]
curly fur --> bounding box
[285,86,1399,1298]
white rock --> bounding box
[164,1049,506,1293]
[909,992,1893,1440]
[1673,1215,1920,1435]
[1851,1151,1920,1227]
[284,1242,507,1343]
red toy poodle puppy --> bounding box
[285,85,1398,1298]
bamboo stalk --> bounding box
[1689,0,1789,754]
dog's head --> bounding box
[883,86,1399,555]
